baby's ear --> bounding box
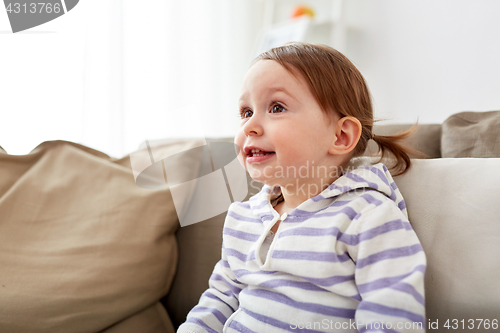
[328,116,362,155]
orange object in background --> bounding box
[291,5,315,19]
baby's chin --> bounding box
[245,170,275,186]
[247,173,291,190]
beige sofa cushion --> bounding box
[0,141,179,333]
[395,158,500,330]
[441,110,500,158]
[101,302,174,333]
[165,212,226,328]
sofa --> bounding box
[0,110,499,333]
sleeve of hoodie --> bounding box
[348,197,427,333]
[177,242,244,333]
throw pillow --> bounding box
[441,110,500,158]
[0,140,190,333]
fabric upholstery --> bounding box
[0,140,179,333]
[100,302,174,333]
[441,110,500,158]
[394,158,500,330]
[164,212,226,328]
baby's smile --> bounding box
[244,146,276,164]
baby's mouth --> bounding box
[247,149,274,157]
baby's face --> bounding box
[235,60,338,187]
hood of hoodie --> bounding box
[248,157,407,223]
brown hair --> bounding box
[254,42,420,176]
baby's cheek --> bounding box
[236,154,247,170]
[284,152,310,168]
[234,136,245,166]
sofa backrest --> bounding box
[394,158,500,331]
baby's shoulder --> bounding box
[223,200,262,228]
[334,187,395,212]
[337,190,409,237]
[227,200,254,216]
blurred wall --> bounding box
[343,0,500,124]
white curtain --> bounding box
[0,0,264,157]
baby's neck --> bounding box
[275,177,337,214]
[273,199,292,217]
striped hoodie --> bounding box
[178,162,426,333]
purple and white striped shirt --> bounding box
[178,162,426,333]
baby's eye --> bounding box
[241,109,253,119]
[270,103,286,113]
